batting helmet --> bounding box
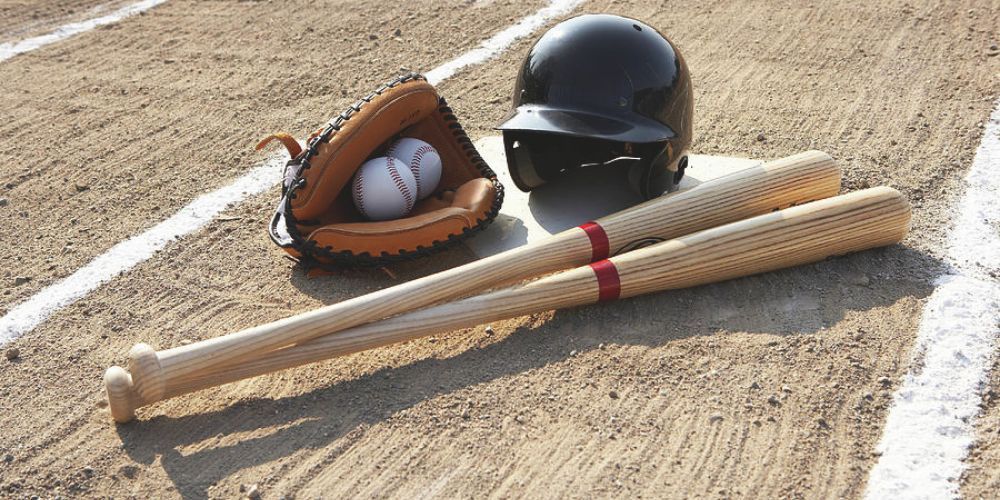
[496,14,693,199]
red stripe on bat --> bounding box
[579,221,610,262]
[589,259,621,302]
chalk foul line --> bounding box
[424,0,582,85]
[0,0,582,344]
[0,159,283,344]
[865,102,1000,498]
[0,0,169,63]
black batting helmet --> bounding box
[496,14,693,199]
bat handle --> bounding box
[103,343,166,423]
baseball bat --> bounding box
[105,186,909,422]
[104,151,840,422]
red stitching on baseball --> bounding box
[409,144,434,193]
[353,173,367,217]
[385,156,415,211]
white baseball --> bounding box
[385,137,442,199]
[352,156,418,221]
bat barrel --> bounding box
[615,186,910,297]
[599,150,841,250]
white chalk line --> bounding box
[0,0,582,345]
[0,0,168,63]
[865,102,1000,498]
[424,0,582,85]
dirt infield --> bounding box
[1,0,998,498]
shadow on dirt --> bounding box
[283,239,483,303]
[115,245,941,499]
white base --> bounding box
[466,136,761,258]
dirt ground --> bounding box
[0,0,998,498]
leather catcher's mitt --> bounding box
[258,73,503,267]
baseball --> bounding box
[385,137,442,199]
[352,156,418,221]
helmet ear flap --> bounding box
[627,143,684,199]
[503,133,548,191]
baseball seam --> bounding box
[352,172,368,218]
[385,157,415,211]
[410,145,434,196]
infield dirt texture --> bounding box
[1,0,998,498]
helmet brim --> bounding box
[495,105,677,144]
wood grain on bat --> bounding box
[104,151,842,422]
[113,187,908,418]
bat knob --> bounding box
[104,366,137,423]
[127,343,166,406]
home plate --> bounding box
[465,136,761,258]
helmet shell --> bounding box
[497,14,692,146]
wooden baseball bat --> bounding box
[104,151,840,422]
[105,186,909,422]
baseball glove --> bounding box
[257,73,503,267]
